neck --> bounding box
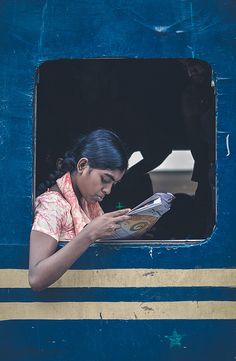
[70,172,82,201]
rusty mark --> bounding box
[134,313,138,320]
[143,271,155,277]
[141,306,154,312]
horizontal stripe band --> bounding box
[1,301,236,320]
[1,287,236,302]
[1,269,236,288]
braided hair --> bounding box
[37,129,129,196]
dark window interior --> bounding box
[36,58,216,240]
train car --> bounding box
[0,1,236,360]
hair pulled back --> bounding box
[37,129,128,196]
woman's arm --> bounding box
[29,209,130,291]
[29,227,93,291]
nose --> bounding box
[102,183,113,195]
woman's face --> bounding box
[73,158,125,203]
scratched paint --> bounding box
[226,134,230,157]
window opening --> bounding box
[35,58,216,242]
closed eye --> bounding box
[101,176,120,187]
[101,176,112,184]
[101,173,122,186]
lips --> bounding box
[96,195,104,202]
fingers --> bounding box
[108,224,121,232]
[109,210,131,224]
[113,214,131,223]
[106,209,131,217]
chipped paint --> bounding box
[226,134,230,157]
[149,247,153,259]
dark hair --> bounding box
[37,129,129,196]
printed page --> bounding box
[109,214,158,240]
[108,192,175,240]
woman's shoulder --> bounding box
[35,191,71,210]
[33,191,72,241]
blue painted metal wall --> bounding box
[0,1,236,360]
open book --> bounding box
[106,192,175,240]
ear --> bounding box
[77,158,89,173]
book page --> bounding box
[107,192,175,240]
[109,214,158,240]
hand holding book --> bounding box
[102,192,175,240]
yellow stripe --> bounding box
[0,301,236,320]
[0,269,236,288]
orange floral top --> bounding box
[32,172,104,242]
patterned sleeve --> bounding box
[32,192,69,242]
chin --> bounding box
[87,197,97,204]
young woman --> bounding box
[29,129,130,291]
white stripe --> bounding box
[1,269,236,288]
[1,301,236,320]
